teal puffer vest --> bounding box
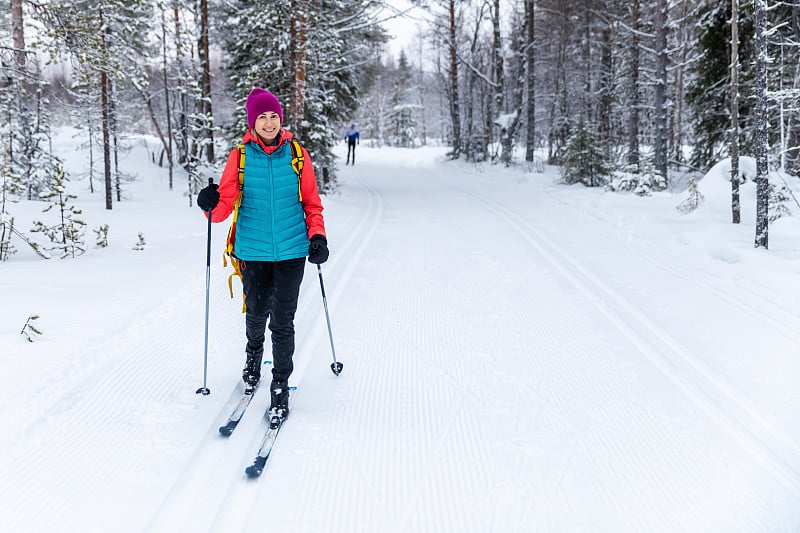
[234,141,308,261]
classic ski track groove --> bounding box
[292,167,500,533]
[550,193,800,326]
[0,266,243,532]
[148,170,384,532]
[466,190,800,499]
[549,194,800,345]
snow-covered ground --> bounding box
[1,129,799,532]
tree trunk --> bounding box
[598,19,613,161]
[754,0,769,248]
[290,0,307,139]
[198,0,214,162]
[162,7,174,191]
[490,0,503,161]
[654,0,668,184]
[110,79,121,203]
[99,7,112,210]
[671,0,689,165]
[11,0,25,70]
[627,0,641,170]
[448,0,462,158]
[101,69,112,210]
[731,0,741,224]
[501,25,524,167]
[524,0,536,162]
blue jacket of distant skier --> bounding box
[346,128,360,144]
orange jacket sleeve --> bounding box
[206,148,240,223]
[299,146,326,238]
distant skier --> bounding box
[195,87,329,424]
[345,122,359,165]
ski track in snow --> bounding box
[464,189,800,497]
[2,153,799,532]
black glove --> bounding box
[197,183,220,211]
[308,234,329,264]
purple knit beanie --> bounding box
[245,88,283,129]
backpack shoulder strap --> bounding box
[237,144,246,187]
[224,143,247,313]
[289,139,304,202]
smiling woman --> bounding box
[194,86,329,428]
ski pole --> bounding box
[196,177,213,395]
[317,264,343,375]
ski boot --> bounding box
[268,379,290,429]
[242,346,263,391]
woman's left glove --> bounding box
[197,183,219,211]
[308,234,329,264]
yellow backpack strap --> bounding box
[223,144,248,313]
[237,144,246,187]
[290,139,304,202]
[222,253,246,312]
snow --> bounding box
[1,129,800,532]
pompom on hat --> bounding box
[245,88,283,129]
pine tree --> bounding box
[40,0,153,209]
[687,1,755,171]
[220,0,386,191]
[676,177,705,213]
[29,163,87,259]
[561,116,610,187]
[768,184,792,222]
[387,51,420,147]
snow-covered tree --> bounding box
[41,0,153,209]
[29,163,87,259]
[676,177,705,213]
[220,0,386,191]
[768,183,792,222]
[687,1,755,171]
[386,50,420,147]
[561,116,610,187]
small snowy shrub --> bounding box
[133,232,146,251]
[20,315,42,342]
[607,161,667,196]
[676,178,705,214]
[94,224,109,248]
[29,163,87,258]
[769,183,792,222]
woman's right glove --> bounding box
[308,235,329,264]
[197,183,220,211]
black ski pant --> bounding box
[240,257,305,383]
[346,140,356,165]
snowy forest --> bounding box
[2,0,799,257]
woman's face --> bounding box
[253,112,281,143]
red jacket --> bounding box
[208,129,326,239]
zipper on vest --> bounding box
[268,152,277,259]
